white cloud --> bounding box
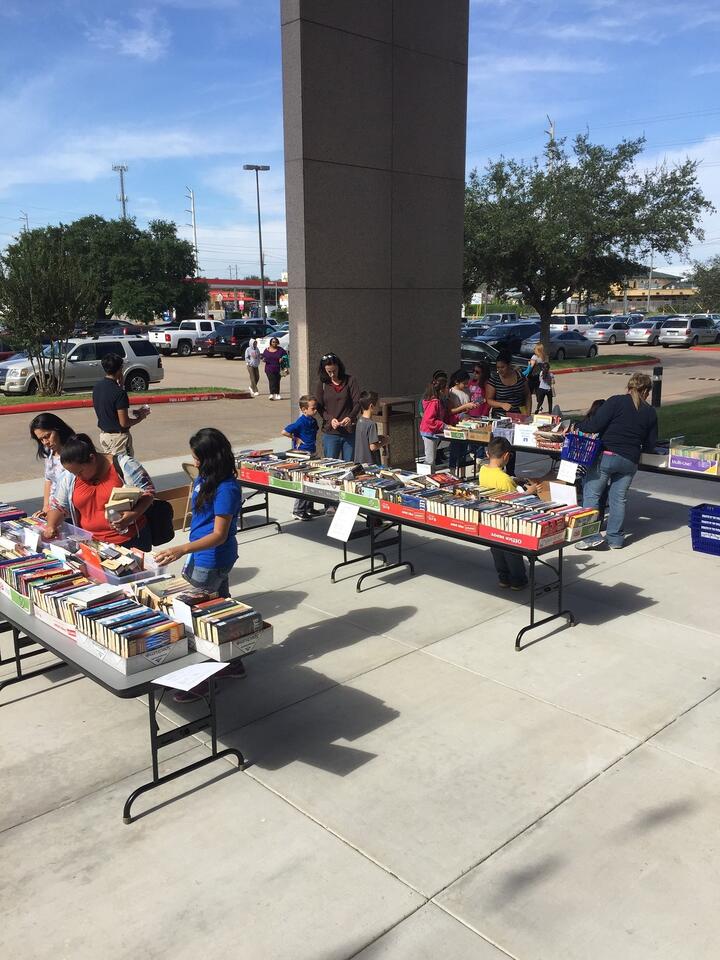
[470,53,606,78]
[692,63,720,76]
[86,10,171,62]
[0,126,263,194]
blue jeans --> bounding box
[582,452,637,547]
[491,547,527,587]
[323,432,355,461]
[183,556,233,597]
[449,439,468,472]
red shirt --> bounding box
[71,459,146,545]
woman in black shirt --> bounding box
[576,373,658,551]
[486,351,530,415]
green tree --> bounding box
[62,216,208,320]
[690,255,720,311]
[464,135,712,344]
[0,228,97,394]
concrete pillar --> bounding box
[281,0,469,402]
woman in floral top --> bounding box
[29,413,76,518]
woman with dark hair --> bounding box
[485,350,530,415]
[154,427,242,598]
[261,336,288,400]
[28,412,75,518]
[314,352,361,461]
[576,374,657,551]
[44,433,155,550]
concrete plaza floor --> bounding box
[1,463,720,959]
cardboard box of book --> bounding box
[668,445,720,476]
[171,593,271,659]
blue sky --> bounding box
[2,0,720,277]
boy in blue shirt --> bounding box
[282,395,320,520]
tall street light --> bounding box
[243,163,270,319]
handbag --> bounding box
[279,354,290,378]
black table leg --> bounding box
[239,490,282,535]
[122,677,245,824]
[0,625,67,696]
[515,548,576,651]
[356,521,415,592]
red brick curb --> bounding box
[0,391,250,416]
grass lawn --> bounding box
[657,395,720,446]
[553,353,656,370]
[0,386,244,406]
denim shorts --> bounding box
[182,556,233,597]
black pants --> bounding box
[267,370,281,394]
[535,388,553,412]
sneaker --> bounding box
[511,581,529,591]
[293,512,312,521]
[269,395,276,401]
[173,681,209,703]
[498,580,511,589]
[576,537,606,551]
[224,660,247,679]
[608,543,624,550]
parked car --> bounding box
[0,337,17,362]
[460,339,525,370]
[256,325,289,353]
[585,320,630,345]
[659,315,719,348]
[214,320,279,360]
[693,313,720,331]
[470,321,541,354]
[194,334,219,357]
[462,320,490,336]
[482,312,519,325]
[0,336,163,395]
[520,330,598,361]
[75,320,149,337]
[148,318,224,356]
[626,318,667,346]
[549,314,595,335]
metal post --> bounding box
[243,164,270,319]
[646,248,653,314]
[652,365,663,408]
[113,163,128,219]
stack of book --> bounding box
[135,575,196,613]
[75,595,185,659]
[78,539,145,580]
[0,502,26,523]
[104,484,144,522]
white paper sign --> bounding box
[549,481,578,506]
[154,661,227,691]
[23,527,42,551]
[557,460,579,483]
[327,501,360,542]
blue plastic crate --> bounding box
[691,537,720,556]
[689,503,720,521]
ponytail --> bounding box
[626,373,652,410]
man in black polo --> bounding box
[93,354,149,456]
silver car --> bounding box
[520,330,598,361]
[659,316,719,348]
[626,319,666,346]
[585,320,630,345]
[0,336,164,395]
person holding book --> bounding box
[479,436,532,590]
[354,391,388,466]
[282,395,321,520]
[314,352,361,461]
[29,412,75,519]
[486,351,531,416]
[92,353,149,457]
[44,434,155,550]
[575,373,657,551]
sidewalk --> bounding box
[2,466,720,959]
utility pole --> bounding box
[646,247,654,314]
[185,186,199,274]
[243,163,270,319]
[112,163,128,219]
[19,211,29,232]
[545,115,556,169]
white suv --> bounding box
[0,336,164,395]
[549,314,594,334]
[658,316,719,348]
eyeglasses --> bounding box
[321,354,338,363]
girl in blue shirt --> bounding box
[155,428,241,597]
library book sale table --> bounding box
[0,591,247,824]
[238,474,577,652]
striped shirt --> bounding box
[489,370,528,413]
